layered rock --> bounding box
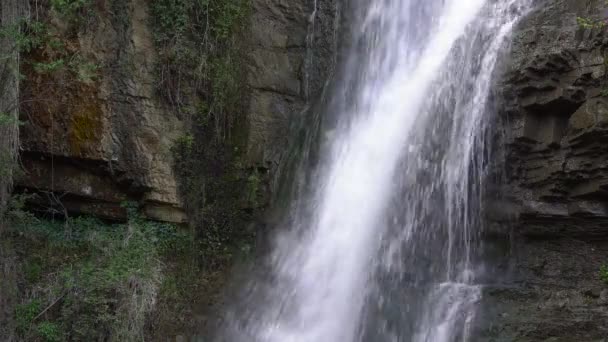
[483,0,608,340]
[503,0,608,237]
[19,0,185,222]
[17,0,339,224]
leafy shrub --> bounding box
[576,16,605,29]
[33,59,65,74]
[36,321,61,342]
[150,0,249,122]
[15,300,41,334]
[50,0,91,19]
[174,133,195,153]
[8,205,191,341]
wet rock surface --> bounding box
[484,0,608,340]
[245,0,339,173]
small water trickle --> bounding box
[303,0,319,101]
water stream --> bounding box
[220,1,530,341]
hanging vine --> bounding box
[0,0,29,226]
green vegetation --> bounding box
[150,0,249,125]
[15,299,41,335]
[0,0,256,338]
[578,4,608,97]
[69,55,99,83]
[14,301,61,341]
[0,8,99,83]
[576,16,605,29]
[175,133,195,152]
[577,1,608,29]
[32,58,65,74]
[247,169,261,207]
[50,0,93,28]
[600,264,608,284]
[0,19,42,53]
[156,0,258,272]
[4,200,193,341]
[0,112,23,182]
[36,321,62,342]
[51,0,90,15]
[0,8,98,223]
[172,136,257,270]
[0,112,21,128]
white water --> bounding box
[221,1,531,341]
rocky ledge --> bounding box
[482,0,608,340]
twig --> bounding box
[31,292,66,322]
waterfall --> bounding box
[219,0,531,341]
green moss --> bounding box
[576,16,605,29]
[600,264,608,284]
[0,112,20,126]
[247,169,261,207]
[174,133,195,153]
[69,107,102,154]
[0,149,15,179]
[24,258,42,283]
[0,112,22,179]
[577,2,608,30]
[69,55,99,83]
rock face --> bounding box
[245,0,338,173]
[25,0,608,339]
[483,0,608,340]
[19,0,186,222]
[17,0,338,224]
[9,0,340,340]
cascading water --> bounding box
[219,0,531,341]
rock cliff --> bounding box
[2,0,338,340]
[18,0,188,222]
[483,0,608,340]
[14,0,338,225]
[9,0,608,340]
